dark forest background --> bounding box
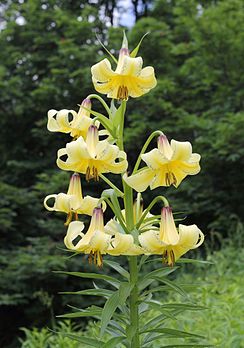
[0,0,244,346]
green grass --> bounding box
[20,246,244,348]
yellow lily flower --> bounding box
[91,47,157,100]
[124,134,201,192]
[44,173,104,224]
[64,207,111,266]
[139,206,204,266]
[57,125,128,180]
[105,218,143,256]
[47,99,93,139]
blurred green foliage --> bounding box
[0,0,243,346]
[20,246,244,348]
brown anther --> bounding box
[64,212,72,226]
[169,250,175,267]
[74,212,78,221]
[86,167,91,181]
[92,166,99,181]
[165,172,177,186]
[117,85,128,100]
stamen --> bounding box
[165,172,177,186]
[117,85,128,100]
[92,166,99,181]
[64,212,72,226]
[88,250,103,267]
[169,250,175,267]
[86,167,91,181]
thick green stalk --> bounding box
[129,256,140,348]
[118,99,140,347]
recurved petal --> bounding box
[116,55,143,76]
[103,150,128,174]
[91,58,115,81]
[139,230,166,253]
[47,109,76,133]
[64,221,85,250]
[170,140,193,161]
[137,66,157,89]
[173,224,204,261]
[142,148,168,169]
[78,196,104,216]
[123,168,155,192]
[108,233,142,255]
[88,230,111,253]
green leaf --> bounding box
[59,288,112,297]
[130,32,149,57]
[100,291,120,337]
[118,282,131,304]
[96,34,118,64]
[158,345,213,347]
[111,103,124,129]
[57,308,102,319]
[52,331,103,347]
[139,267,178,291]
[177,258,214,265]
[143,327,205,339]
[54,271,120,288]
[153,278,188,297]
[102,336,125,348]
[143,301,177,320]
[103,260,130,280]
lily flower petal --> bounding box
[44,173,104,222]
[64,207,111,266]
[138,206,204,266]
[57,125,128,180]
[123,169,154,193]
[91,46,157,100]
[47,99,94,139]
[125,134,201,192]
[105,218,144,256]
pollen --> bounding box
[117,85,128,100]
[86,166,99,181]
[88,250,103,267]
[165,172,177,186]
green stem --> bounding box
[99,174,124,197]
[129,256,140,348]
[87,93,112,118]
[117,100,127,151]
[132,130,163,174]
[136,195,169,229]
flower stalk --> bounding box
[44,32,205,347]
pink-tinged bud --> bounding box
[78,98,92,117]
[159,206,180,245]
[157,134,173,159]
[119,47,129,57]
[67,173,82,197]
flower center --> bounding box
[163,249,175,266]
[165,171,177,186]
[117,85,128,100]
[88,250,103,267]
[86,165,99,181]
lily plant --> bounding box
[44,33,209,348]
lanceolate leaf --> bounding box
[54,271,120,288]
[130,32,149,57]
[143,328,205,339]
[59,288,113,297]
[57,308,102,319]
[103,260,130,280]
[102,336,125,348]
[54,332,104,347]
[100,291,120,337]
[139,267,178,291]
